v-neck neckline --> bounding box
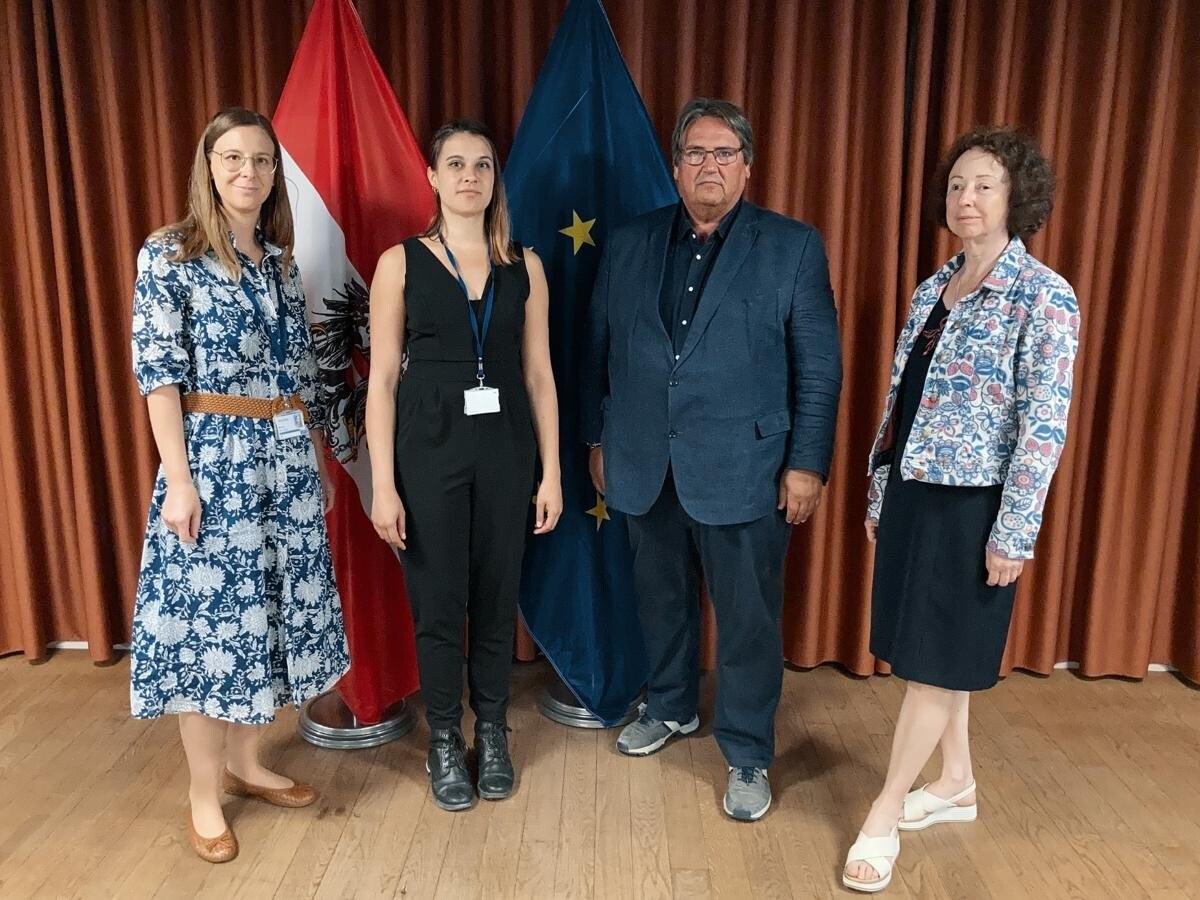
[414,237,493,301]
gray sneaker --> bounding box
[615,703,700,756]
[724,766,771,821]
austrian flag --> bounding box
[273,0,434,722]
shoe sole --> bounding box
[843,836,900,892]
[616,718,700,757]
[431,795,475,812]
[478,786,514,801]
[723,792,771,822]
[897,804,977,831]
[842,871,892,893]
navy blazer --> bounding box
[581,202,843,525]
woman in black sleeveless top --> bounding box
[365,121,562,811]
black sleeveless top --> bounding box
[401,237,530,386]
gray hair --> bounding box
[670,98,755,167]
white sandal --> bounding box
[842,827,900,893]
[898,781,977,831]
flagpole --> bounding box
[299,690,415,749]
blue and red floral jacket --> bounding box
[866,237,1080,560]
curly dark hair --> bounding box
[929,127,1056,239]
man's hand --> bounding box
[588,447,605,495]
[777,469,823,524]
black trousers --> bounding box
[394,365,536,731]
[626,469,791,768]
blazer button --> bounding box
[668,430,678,439]
[669,379,678,387]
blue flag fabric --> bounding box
[506,0,677,725]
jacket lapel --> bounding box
[640,211,674,346]
[675,204,759,367]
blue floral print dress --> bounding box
[129,232,349,724]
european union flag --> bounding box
[506,0,677,725]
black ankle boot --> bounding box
[474,721,515,800]
[427,727,474,811]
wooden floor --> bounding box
[1,655,1198,900]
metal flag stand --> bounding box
[536,672,641,729]
[299,690,415,750]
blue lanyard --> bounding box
[266,268,288,371]
[441,239,495,386]
[242,258,290,392]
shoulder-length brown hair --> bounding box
[155,106,295,278]
[419,120,518,266]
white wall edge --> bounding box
[1052,660,1177,673]
[48,641,131,651]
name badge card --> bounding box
[273,409,308,440]
[464,386,501,416]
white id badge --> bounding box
[272,409,308,440]
[463,386,501,416]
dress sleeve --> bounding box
[131,238,191,396]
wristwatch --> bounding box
[586,441,602,449]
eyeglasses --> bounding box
[680,146,743,166]
[209,150,278,175]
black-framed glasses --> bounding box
[209,150,278,175]
[680,146,743,166]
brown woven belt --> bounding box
[180,391,310,423]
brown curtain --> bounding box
[1,0,1195,684]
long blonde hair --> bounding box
[419,120,518,266]
[155,107,295,278]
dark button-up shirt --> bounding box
[659,201,742,357]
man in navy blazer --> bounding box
[581,98,842,821]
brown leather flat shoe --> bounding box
[187,807,238,863]
[222,769,317,808]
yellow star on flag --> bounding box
[559,210,596,255]
[586,493,610,530]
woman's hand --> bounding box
[864,519,879,543]
[162,481,202,544]
[319,467,336,515]
[311,432,336,514]
[533,477,564,534]
[985,550,1024,586]
[371,487,407,549]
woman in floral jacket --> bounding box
[130,107,349,864]
[844,128,1080,892]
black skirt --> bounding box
[870,462,1017,691]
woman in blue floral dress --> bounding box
[130,107,349,863]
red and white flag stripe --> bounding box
[274,0,435,722]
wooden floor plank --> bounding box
[512,693,568,899]
[550,726,599,899]
[476,670,545,900]
[592,727,635,900]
